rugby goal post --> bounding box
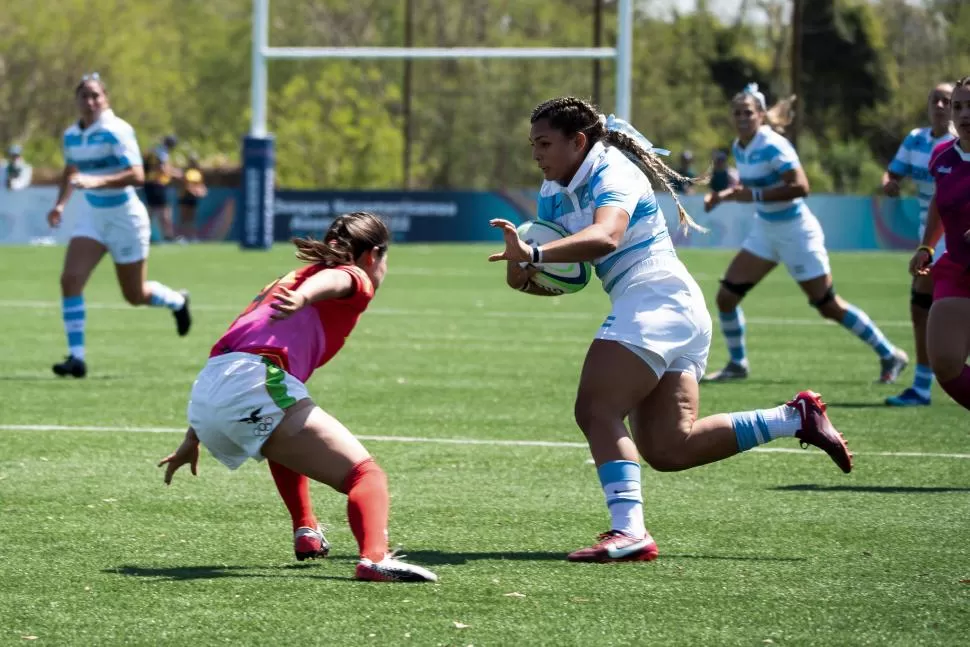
[240,0,634,249]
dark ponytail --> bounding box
[292,211,390,266]
[531,96,706,234]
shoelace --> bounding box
[595,530,626,544]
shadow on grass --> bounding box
[0,374,124,381]
[106,564,354,582]
[773,484,970,494]
[399,550,805,565]
[822,401,898,409]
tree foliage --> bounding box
[1,0,968,194]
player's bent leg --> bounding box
[567,340,660,563]
[927,298,970,411]
[114,260,191,336]
[53,237,107,378]
[888,277,935,406]
[260,400,436,582]
[631,371,738,472]
[634,372,851,474]
[703,250,776,382]
[801,274,907,384]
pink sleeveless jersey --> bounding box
[929,140,970,268]
[210,264,375,382]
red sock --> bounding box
[940,365,970,412]
[268,460,317,531]
[343,458,390,562]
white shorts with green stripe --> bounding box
[187,352,309,470]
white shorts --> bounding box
[742,209,831,282]
[71,199,151,264]
[187,352,310,470]
[595,257,712,382]
[918,221,946,264]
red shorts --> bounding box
[932,253,970,300]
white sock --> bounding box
[146,281,186,310]
[597,460,646,538]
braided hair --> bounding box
[531,96,705,234]
[292,211,389,266]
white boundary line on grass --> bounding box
[0,300,911,328]
[2,424,968,460]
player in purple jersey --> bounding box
[884,83,955,407]
[911,76,970,412]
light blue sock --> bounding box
[62,295,85,360]
[730,405,802,452]
[840,304,894,360]
[597,460,646,538]
[912,364,933,400]
[719,307,748,365]
[146,280,186,310]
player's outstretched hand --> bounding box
[488,219,531,263]
[158,433,199,485]
[269,286,309,321]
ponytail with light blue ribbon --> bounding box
[742,82,767,111]
[600,113,671,157]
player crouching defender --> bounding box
[158,212,437,583]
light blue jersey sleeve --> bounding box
[589,162,641,217]
[63,129,81,167]
[768,135,800,174]
[111,123,143,168]
[887,130,917,178]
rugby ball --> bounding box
[516,220,593,295]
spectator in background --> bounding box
[709,148,740,192]
[177,155,207,242]
[143,134,179,242]
[4,145,33,190]
[673,150,696,194]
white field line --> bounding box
[1,300,910,328]
[1,424,968,460]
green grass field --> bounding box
[1,243,967,646]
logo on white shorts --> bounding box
[238,407,276,436]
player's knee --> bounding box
[810,287,840,319]
[716,280,751,311]
[640,445,693,472]
[636,427,693,472]
[121,285,148,306]
[929,353,964,383]
[60,270,86,295]
[910,290,933,311]
[573,396,617,436]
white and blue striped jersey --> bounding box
[733,126,803,221]
[536,141,675,294]
[888,126,956,220]
[63,109,143,209]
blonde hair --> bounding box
[733,88,797,135]
[531,96,706,234]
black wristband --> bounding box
[530,244,543,264]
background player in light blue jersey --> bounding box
[882,82,955,407]
[45,74,191,378]
[489,96,852,564]
[703,84,908,384]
